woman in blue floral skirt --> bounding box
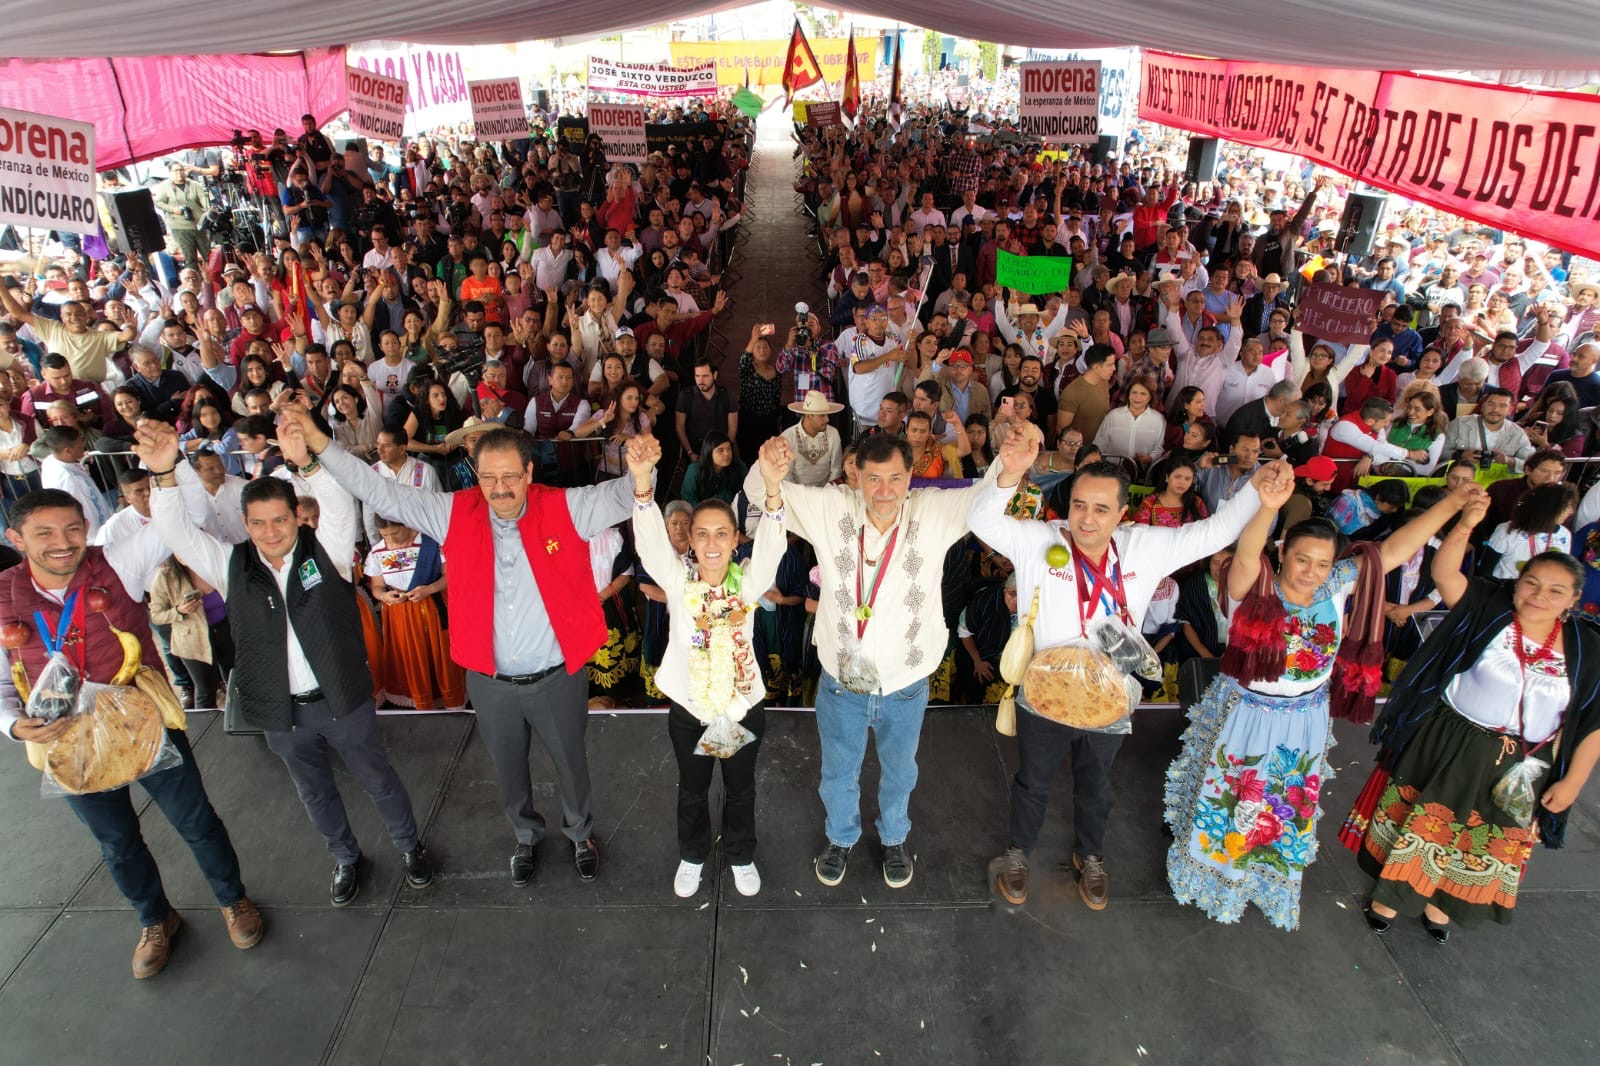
[1164,482,1482,930]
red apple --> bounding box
[84,587,110,614]
[0,621,30,650]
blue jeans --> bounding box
[814,671,929,848]
[64,730,246,926]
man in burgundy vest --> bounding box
[0,490,261,979]
[282,408,644,886]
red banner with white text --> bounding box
[1138,51,1600,257]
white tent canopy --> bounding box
[6,0,1600,70]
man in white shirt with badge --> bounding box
[969,420,1293,909]
[744,431,992,891]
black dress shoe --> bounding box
[510,844,535,887]
[1422,915,1451,944]
[1363,905,1392,935]
[402,848,434,889]
[573,837,600,882]
[331,857,362,907]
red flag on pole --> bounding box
[841,33,861,120]
[781,18,823,104]
[888,31,904,124]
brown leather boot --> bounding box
[989,846,1029,905]
[221,897,264,950]
[1074,853,1109,910]
[132,912,182,979]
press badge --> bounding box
[297,559,324,590]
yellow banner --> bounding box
[793,101,808,123]
[669,39,874,88]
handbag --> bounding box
[994,589,1039,737]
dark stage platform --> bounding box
[2,706,1597,1065]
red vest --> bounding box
[1321,411,1374,493]
[440,487,605,675]
[532,389,582,441]
[0,548,162,688]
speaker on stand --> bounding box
[1184,137,1220,185]
[1336,190,1387,260]
[106,187,166,259]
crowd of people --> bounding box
[3,85,1600,983]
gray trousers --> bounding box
[465,669,592,846]
[263,698,419,865]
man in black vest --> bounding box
[138,418,433,907]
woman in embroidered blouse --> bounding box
[1357,492,1600,941]
[1133,458,1209,528]
[1164,482,1476,931]
[631,434,788,900]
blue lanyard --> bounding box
[34,588,80,659]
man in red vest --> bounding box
[279,408,646,886]
[1320,396,1407,493]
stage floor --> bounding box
[2,706,1598,1065]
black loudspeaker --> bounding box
[531,90,549,114]
[1091,135,1118,167]
[1337,190,1387,258]
[335,136,369,157]
[1184,137,1220,184]
[107,187,165,258]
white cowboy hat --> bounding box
[1014,302,1042,316]
[787,389,845,416]
[444,417,497,450]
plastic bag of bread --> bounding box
[1018,642,1139,735]
[38,682,181,798]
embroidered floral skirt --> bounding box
[1357,706,1545,927]
[1164,675,1333,932]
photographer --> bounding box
[280,157,331,247]
[153,161,212,268]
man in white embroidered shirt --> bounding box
[970,423,1291,909]
[744,432,991,890]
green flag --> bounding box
[731,87,764,119]
[996,250,1073,295]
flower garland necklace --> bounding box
[682,560,758,713]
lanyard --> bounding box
[855,526,899,639]
[34,588,84,672]
[1073,544,1130,637]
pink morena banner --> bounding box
[1138,51,1600,258]
[0,48,348,172]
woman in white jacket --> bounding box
[1288,327,1368,396]
[1093,375,1166,471]
[630,433,789,900]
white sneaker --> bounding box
[673,860,704,898]
[731,863,762,897]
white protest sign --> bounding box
[1018,61,1102,145]
[0,109,98,235]
[587,102,648,167]
[345,66,408,142]
[469,78,527,142]
[586,57,717,99]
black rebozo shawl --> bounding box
[1370,577,1600,848]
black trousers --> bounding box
[1008,708,1125,859]
[667,701,765,864]
[178,620,236,711]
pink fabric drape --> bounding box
[0,48,348,172]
